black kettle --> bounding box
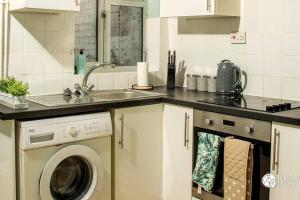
[216,60,247,95]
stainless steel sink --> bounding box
[90,90,154,100]
[28,90,164,107]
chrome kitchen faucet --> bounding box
[75,63,115,95]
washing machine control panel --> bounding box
[62,117,112,143]
[19,112,112,150]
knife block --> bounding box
[167,64,176,89]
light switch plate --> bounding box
[230,32,246,44]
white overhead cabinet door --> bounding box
[10,0,80,13]
[160,0,240,17]
[163,104,194,200]
[270,123,300,200]
[160,0,212,17]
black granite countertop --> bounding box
[1,87,300,126]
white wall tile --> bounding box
[263,76,282,98]
[113,73,129,89]
[87,74,98,90]
[98,73,114,90]
[24,53,45,75]
[63,54,75,73]
[262,34,282,55]
[45,14,65,32]
[263,55,283,77]
[283,34,300,55]
[10,13,25,32]
[63,73,76,90]
[24,74,45,96]
[64,13,75,33]
[163,0,300,100]
[24,31,44,53]
[24,14,45,31]
[128,72,137,87]
[246,55,263,75]
[282,56,300,78]
[45,53,64,73]
[8,54,25,75]
[282,78,300,100]
[45,32,65,53]
[244,75,264,96]
[44,74,63,94]
[9,31,24,53]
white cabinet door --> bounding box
[10,0,80,13]
[160,0,212,17]
[114,104,163,200]
[163,104,193,200]
[270,123,300,200]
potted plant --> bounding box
[0,77,29,105]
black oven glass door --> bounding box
[193,128,271,200]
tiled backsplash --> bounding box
[8,12,164,96]
[166,0,300,101]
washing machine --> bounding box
[16,112,112,200]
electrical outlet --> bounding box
[230,32,246,44]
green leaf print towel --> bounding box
[192,132,221,192]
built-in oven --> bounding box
[193,110,272,200]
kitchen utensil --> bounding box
[216,60,247,95]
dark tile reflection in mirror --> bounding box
[111,5,143,66]
[75,0,98,62]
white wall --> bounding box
[8,12,165,96]
[166,0,300,100]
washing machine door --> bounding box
[39,145,103,200]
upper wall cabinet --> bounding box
[160,0,240,17]
[9,0,80,13]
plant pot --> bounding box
[0,92,28,109]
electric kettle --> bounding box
[216,60,247,95]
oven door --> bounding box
[192,128,271,200]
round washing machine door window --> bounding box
[39,145,103,200]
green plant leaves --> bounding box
[0,77,29,96]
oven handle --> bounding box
[272,128,280,174]
[184,113,190,149]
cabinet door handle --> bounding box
[272,128,280,174]
[207,0,211,12]
[184,113,190,149]
[275,131,280,174]
[119,114,124,149]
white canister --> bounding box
[187,74,197,90]
[207,76,217,93]
[197,75,208,92]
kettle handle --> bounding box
[233,66,241,89]
[241,70,248,92]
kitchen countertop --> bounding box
[0,87,300,126]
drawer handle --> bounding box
[119,114,124,149]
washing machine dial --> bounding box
[68,126,78,138]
